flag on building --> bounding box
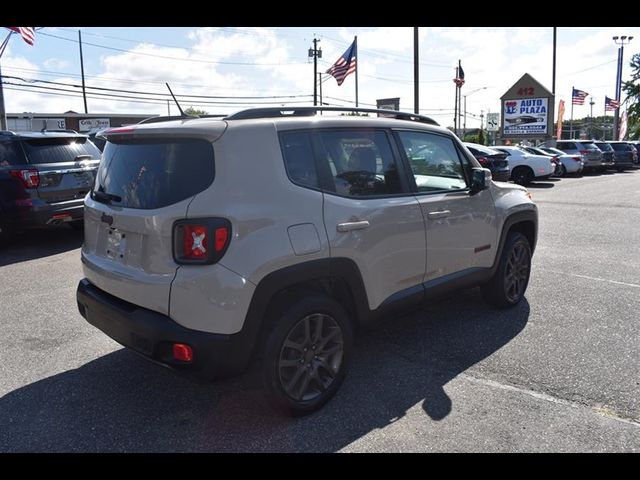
[453,64,465,87]
[572,88,588,105]
[7,27,35,46]
[556,99,565,139]
[326,38,357,86]
[619,109,628,140]
[605,96,621,112]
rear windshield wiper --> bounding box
[92,190,122,204]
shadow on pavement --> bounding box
[0,288,529,452]
[527,182,555,189]
[0,226,83,267]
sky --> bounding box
[2,27,639,129]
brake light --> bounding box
[172,344,193,362]
[10,169,40,188]
[579,150,590,155]
[173,218,231,265]
[105,126,135,135]
[477,156,489,166]
[572,156,582,162]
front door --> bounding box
[316,128,426,311]
[394,130,498,282]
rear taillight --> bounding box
[173,218,231,265]
[10,168,40,189]
[579,150,590,156]
[572,156,582,162]
[477,156,489,166]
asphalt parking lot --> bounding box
[1,170,639,452]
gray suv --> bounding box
[551,140,605,171]
[76,107,538,415]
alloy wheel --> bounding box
[504,243,530,303]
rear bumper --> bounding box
[76,279,255,380]
[3,199,84,229]
[490,168,510,182]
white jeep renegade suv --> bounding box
[76,107,538,415]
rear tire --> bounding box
[511,166,533,185]
[261,294,353,416]
[481,232,532,308]
[560,164,567,176]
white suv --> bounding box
[76,107,538,415]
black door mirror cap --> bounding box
[470,167,491,194]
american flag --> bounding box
[326,39,357,86]
[605,96,620,111]
[453,64,465,87]
[572,88,588,105]
[7,27,35,46]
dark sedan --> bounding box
[463,142,510,182]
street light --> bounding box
[463,86,487,137]
[613,35,633,139]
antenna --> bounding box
[166,83,187,117]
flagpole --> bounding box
[458,59,462,138]
[453,67,458,134]
[354,36,358,108]
[0,31,14,130]
[603,99,606,141]
[570,86,574,140]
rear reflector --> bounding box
[172,344,193,362]
[215,227,229,252]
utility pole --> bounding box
[589,96,594,138]
[308,37,321,106]
[552,27,557,95]
[613,35,633,139]
[79,30,88,114]
[413,27,419,114]
[0,31,13,130]
[318,72,323,110]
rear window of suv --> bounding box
[0,140,26,166]
[94,138,214,210]
[22,137,101,164]
[610,143,633,151]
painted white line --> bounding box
[460,372,640,427]
[539,269,640,289]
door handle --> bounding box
[427,210,451,219]
[337,221,370,232]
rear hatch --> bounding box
[82,133,218,315]
[21,135,102,203]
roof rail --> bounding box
[138,114,227,125]
[40,129,80,134]
[224,106,439,125]
[0,130,18,136]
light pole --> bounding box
[463,86,487,138]
[589,96,594,138]
[613,35,633,140]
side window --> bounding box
[280,131,319,189]
[316,129,403,197]
[397,131,468,192]
[0,141,26,167]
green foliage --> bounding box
[622,53,640,140]
[462,131,486,145]
[184,107,208,116]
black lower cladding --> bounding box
[76,279,253,380]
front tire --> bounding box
[261,294,353,416]
[481,232,532,308]
[511,166,533,185]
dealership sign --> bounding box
[79,118,110,132]
[500,73,554,139]
[503,98,548,135]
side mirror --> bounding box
[470,167,491,194]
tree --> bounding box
[184,107,208,116]
[622,53,640,140]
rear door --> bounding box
[82,137,215,315]
[21,136,101,204]
[317,128,426,311]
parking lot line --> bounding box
[539,269,640,289]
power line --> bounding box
[38,31,309,67]
[3,74,313,100]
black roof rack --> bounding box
[223,107,439,125]
[137,114,226,125]
[40,129,81,134]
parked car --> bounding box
[592,141,616,170]
[519,146,562,176]
[546,140,604,171]
[538,146,584,175]
[76,107,538,415]
[607,141,637,171]
[490,145,555,185]
[629,142,640,166]
[463,142,510,182]
[0,130,101,243]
